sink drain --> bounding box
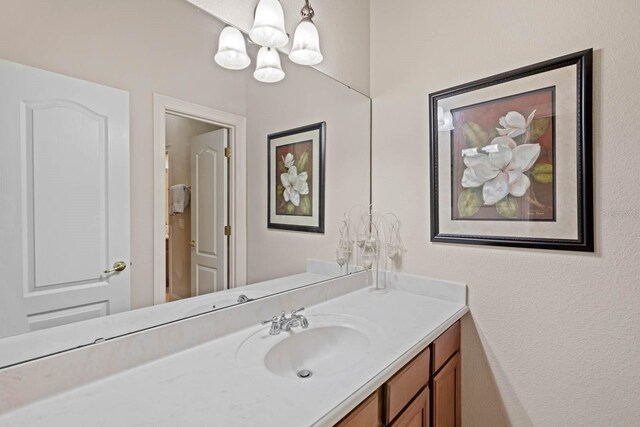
[297,369,313,379]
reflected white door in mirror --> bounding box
[190,129,228,295]
[0,59,130,340]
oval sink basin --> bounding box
[236,313,382,380]
[264,325,368,378]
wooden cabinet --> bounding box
[335,321,460,427]
[432,322,460,373]
[335,389,381,427]
[431,321,461,427]
[390,387,429,427]
[432,353,461,427]
[384,348,430,424]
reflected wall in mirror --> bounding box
[0,0,370,367]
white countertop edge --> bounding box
[313,305,470,427]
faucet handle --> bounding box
[291,307,305,315]
[261,316,281,335]
[261,316,278,325]
[292,308,308,329]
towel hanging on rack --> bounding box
[169,184,191,214]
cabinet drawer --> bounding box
[432,321,460,373]
[335,389,380,427]
[384,347,430,424]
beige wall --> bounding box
[245,59,371,283]
[187,0,371,96]
[370,0,640,425]
[165,114,220,299]
[0,0,247,309]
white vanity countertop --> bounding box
[0,286,468,427]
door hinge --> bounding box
[224,147,231,158]
[224,225,231,236]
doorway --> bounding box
[153,94,248,305]
[164,114,228,302]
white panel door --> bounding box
[0,59,130,339]
[190,129,227,296]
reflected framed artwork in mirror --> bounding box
[429,49,593,251]
[268,122,326,233]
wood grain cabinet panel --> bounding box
[432,352,461,427]
[389,387,430,427]
[432,321,460,373]
[335,389,381,427]
[384,348,430,424]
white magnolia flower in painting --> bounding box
[461,137,541,205]
[496,110,536,138]
[280,166,309,207]
[282,153,295,169]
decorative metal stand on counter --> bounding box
[337,205,406,291]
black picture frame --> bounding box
[267,122,326,233]
[429,49,593,251]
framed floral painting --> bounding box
[268,122,325,233]
[429,49,593,251]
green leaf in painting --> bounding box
[458,187,483,218]
[286,203,295,214]
[529,117,550,142]
[496,196,518,218]
[488,121,500,141]
[276,184,284,196]
[463,122,489,148]
[530,163,553,184]
[298,151,309,172]
[300,196,311,215]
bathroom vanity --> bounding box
[0,271,467,426]
[336,322,460,427]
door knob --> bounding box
[189,240,196,248]
[104,261,127,274]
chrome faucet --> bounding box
[281,308,309,331]
[261,308,309,335]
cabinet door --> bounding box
[390,387,429,427]
[432,352,461,427]
[335,389,381,427]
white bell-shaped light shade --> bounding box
[249,0,288,48]
[437,106,454,132]
[289,18,323,66]
[214,26,251,70]
[254,47,285,83]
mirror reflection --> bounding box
[164,115,227,302]
[0,6,370,367]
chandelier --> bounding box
[214,0,323,83]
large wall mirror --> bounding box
[0,1,370,367]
